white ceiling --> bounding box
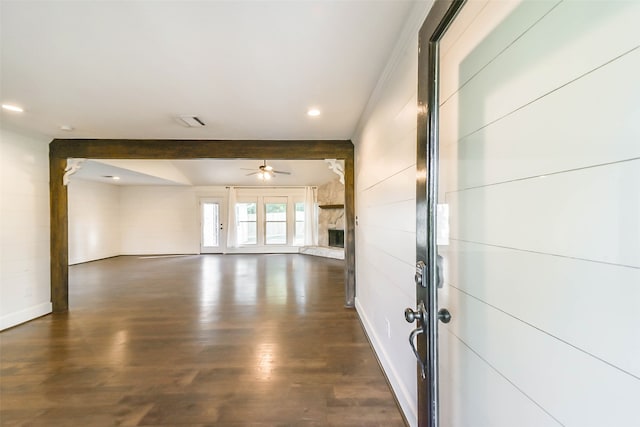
[73,158,342,186]
[1,1,420,187]
[0,0,420,140]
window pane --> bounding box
[266,222,287,244]
[265,203,287,221]
[236,203,257,221]
[236,202,257,245]
[265,202,287,245]
[237,222,257,245]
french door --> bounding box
[200,198,226,254]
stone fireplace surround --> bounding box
[299,176,345,260]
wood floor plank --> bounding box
[0,254,405,426]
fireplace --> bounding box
[328,229,344,248]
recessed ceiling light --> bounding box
[307,108,321,117]
[103,175,120,180]
[2,104,24,113]
[60,125,74,132]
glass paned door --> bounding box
[201,198,225,253]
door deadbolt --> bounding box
[438,308,452,324]
[415,261,425,287]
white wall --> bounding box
[0,126,52,330]
[119,186,201,255]
[117,186,307,255]
[438,1,640,426]
[68,179,121,264]
[352,2,430,424]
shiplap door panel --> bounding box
[437,1,640,426]
[442,240,640,378]
[440,0,559,104]
[440,0,640,141]
[447,159,640,267]
[439,329,561,427]
[441,47,640,193]
[442,287,640,426]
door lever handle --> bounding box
[409,327,427,379]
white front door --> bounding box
[200,198,226,253]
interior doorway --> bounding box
[49,139,355,312]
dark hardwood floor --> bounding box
[0,254,405,426]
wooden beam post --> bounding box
[344,154,356,307]
[49,155,68,312]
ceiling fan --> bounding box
[242,160,291,180]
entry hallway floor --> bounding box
[0,254,406,426]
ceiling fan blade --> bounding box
[240,168,257,171]
[273,170,291,175]
[245,172,259,176]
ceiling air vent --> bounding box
[176,115,206,127]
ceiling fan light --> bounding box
[257,172,265,180]
[264,172,272,180]
[265,165,273,172]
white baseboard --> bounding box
[0,302,52,331]
[355,297,417,427]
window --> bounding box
[294,202,305,246]
[236,202,257,245]
[265,199,287,245]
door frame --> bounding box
[415,1,466,426]
[199,197,226,254]
[50,139,355,311]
